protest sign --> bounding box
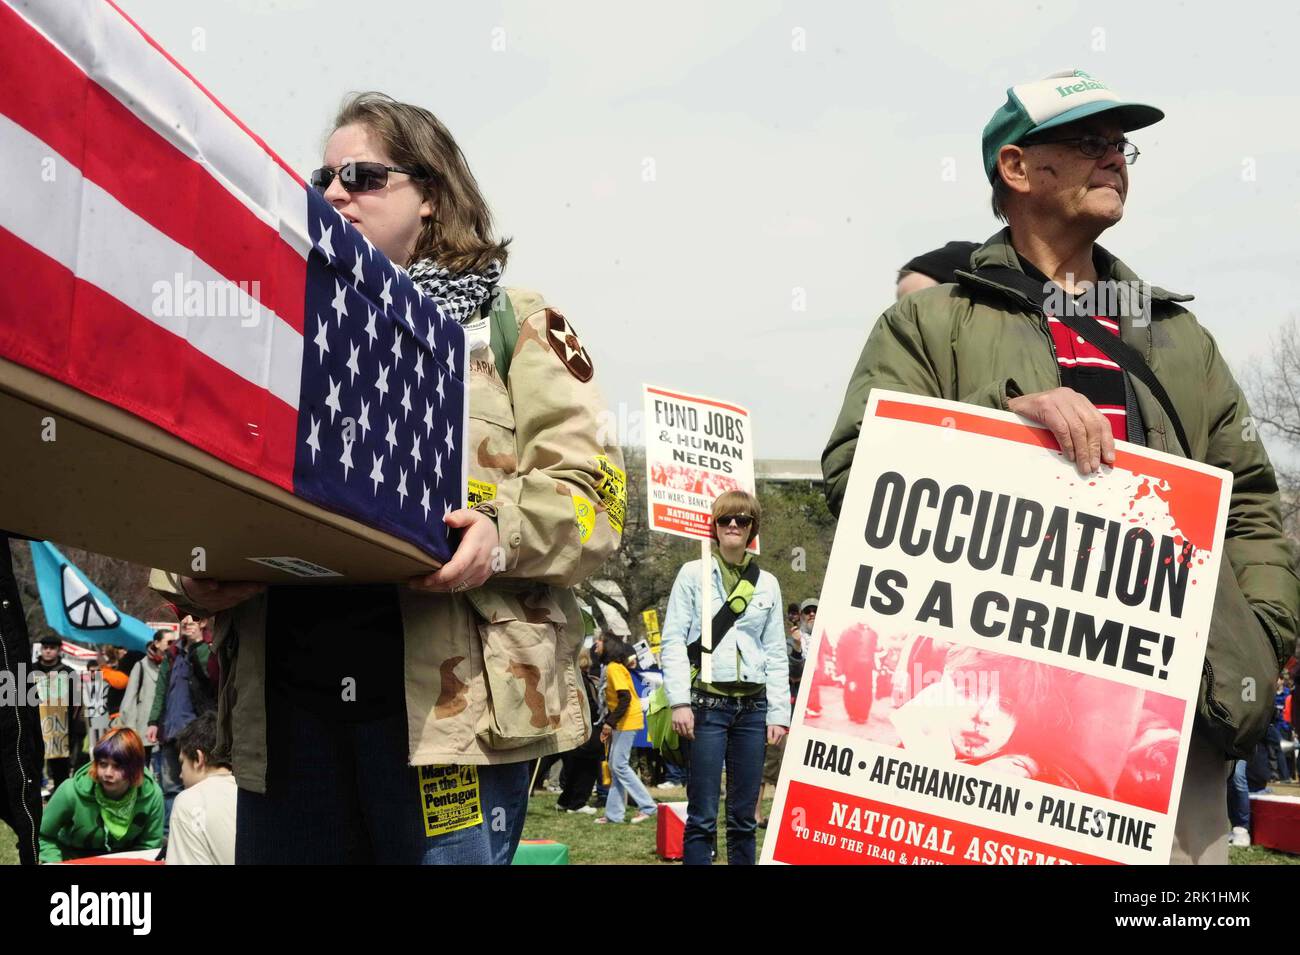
[39,707,71,761]
[643,385,758,681]
[643,386,757,551]
[34,670,73,760]
[642,608,661,651]
[763,391,1230,866]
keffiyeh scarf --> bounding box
[406,258,503,325]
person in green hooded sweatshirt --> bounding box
[39,726,164,863]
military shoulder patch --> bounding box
[545,309,594,382]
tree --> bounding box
[753,479,838,614]
[576,447,839,641]
[1242,319,1300,539]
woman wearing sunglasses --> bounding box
[150,92,625,864]
[659,490,790,864]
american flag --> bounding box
[58,642,98,664]
[0,0,467,564]
[296,188,467,561]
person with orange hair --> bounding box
[98,644,141,725]
[38,727,164,862]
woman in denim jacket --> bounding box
[659,490,790,864]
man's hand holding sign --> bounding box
[1007,387,1116,476]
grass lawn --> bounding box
[519,784,773,865]
[1,822,14,866]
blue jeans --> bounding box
[1265,723,1284,780]
[682,691,767,865]
[155,742,183,835]
[603,728,658,822]
[236,691,530,864]
[1227,759,1250,829]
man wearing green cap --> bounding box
[823,70,1298,865]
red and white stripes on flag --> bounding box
[60,641,98,662]
[0,0,311,489]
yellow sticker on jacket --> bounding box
[573,494,597,543]
[467,479,498,507]
[419,765,483,837]
[593,455,626,533]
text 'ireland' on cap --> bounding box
[982,69,1163,182]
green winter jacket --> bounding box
[147,639,214,734]
[823,229,1299,753]
[38,762,165,863]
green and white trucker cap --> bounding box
[982,70,1163,181]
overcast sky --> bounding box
[117,0,1300,460]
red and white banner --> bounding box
[762,390,1230,865]
[60,641,98,663]
[642,385,757,551]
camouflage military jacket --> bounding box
[151,288,626,793]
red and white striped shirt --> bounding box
[1018,254,1129,442]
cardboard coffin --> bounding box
[0,355,447,583]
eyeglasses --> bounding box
[1023,134,1140,164]
[716,515,754,529]
[309,161,426,194]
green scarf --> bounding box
[697,552,763,698]
[716,551,753,599]
[93,782,139,842]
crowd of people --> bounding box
[29,491,820,867]
[32,619,237,865]
[27,542,1298,866]
[1228,672,1298,847]
[524,492,817,864]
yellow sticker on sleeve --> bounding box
[418,764,484,837]
[593,455,626,534]
[467,479,498,508]
[573,494,597,543]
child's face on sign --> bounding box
[947,679,1017,759]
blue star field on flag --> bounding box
[292,189,467,564]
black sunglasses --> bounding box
[716,514,754,528]
[309,160,426,194]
